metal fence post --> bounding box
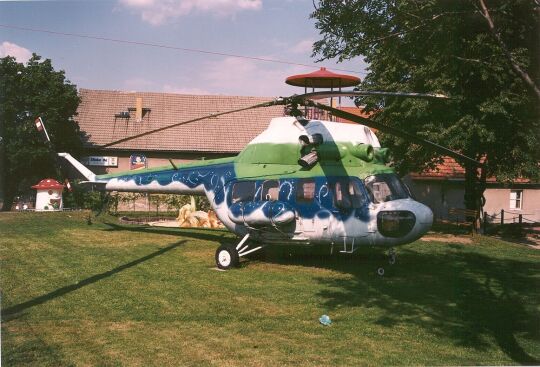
[483,211,488,234]
[501,209,504,225]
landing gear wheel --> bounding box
[215,244,239,270]
[377,267,385,276]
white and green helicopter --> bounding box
[40,91,482,272]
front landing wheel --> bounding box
[215,244,239,270]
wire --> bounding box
[0,23,366,75]
[100,99,282,148]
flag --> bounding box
[34,117,51,143]
[64,179,73,192]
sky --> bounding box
[0,0,368,98]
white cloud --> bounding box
[199,56,305,97]
[162,84,210,95]
[0,41,32,63]
[119,0,262,25]
[123,77,158,91]
[290,39,314,55]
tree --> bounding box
[0,54,83,211]
[311,0,540,213]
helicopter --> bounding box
[37,91,483,272]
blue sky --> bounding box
[0,0,367,97]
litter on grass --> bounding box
[319,314,332,326]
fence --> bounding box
[483,209,538,234]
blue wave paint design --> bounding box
[103,164,371,226]
[105,162,236,206]
[225,176,371,223]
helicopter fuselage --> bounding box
[94,117,433,251]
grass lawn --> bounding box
[1,211,539,366]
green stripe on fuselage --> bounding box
[234,142,393,179]
[94,142,392,182]
[96,156,237,180]
[233,162,393,180]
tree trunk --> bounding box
[1,191,14,211]
[464,163,485,233]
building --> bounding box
[76,89,285,175]
[31,178,64,211]
[405,157,540,223]
[74,89,286,210]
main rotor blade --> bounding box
[301,99,483,167]
[100,99,284,148]
[298,90,450,101]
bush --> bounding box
[62,182,110,212]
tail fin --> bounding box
[57,153,96,182]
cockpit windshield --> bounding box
[364,173,410,203]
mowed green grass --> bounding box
[1,212,539,366]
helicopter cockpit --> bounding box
[364,173,412,203]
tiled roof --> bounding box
[410,157,466,180]
[334,106,372,124]
[76,89,285,153]
[411,157,532,183]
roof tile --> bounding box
[76,89,285,153]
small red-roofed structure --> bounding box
[32,178,64,211]
[285,67,360,89]
[286,68,362,120]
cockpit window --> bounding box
[364,174,410,203]
[333,178,368,209]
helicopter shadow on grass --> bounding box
[100,221,235,243]
[2,240,187,322]
[256,243,540,365]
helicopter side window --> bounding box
[231,181,256,203]
[296,179,316,203]
[261,180,279,201]
[334,179,368,209]
[334,181,352,209]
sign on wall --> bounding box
[81,156,118,167]
[130,154,147,170]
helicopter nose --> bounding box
[415,202,433,233]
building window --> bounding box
[509,190,523,210]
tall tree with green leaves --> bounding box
[311,0,540,212]
[0,54,83,211]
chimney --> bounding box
[136,97,143,122]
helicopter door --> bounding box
[294,179,329,237]
[228,180,256,224]
[329,179,371,243]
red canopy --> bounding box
[285,67,360,88]
[31,178,64,190]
